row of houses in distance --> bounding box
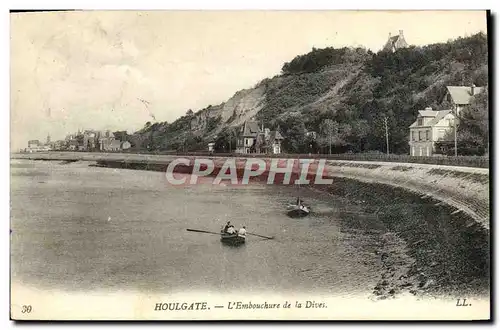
[24,129,131,153]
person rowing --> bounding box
[222,221,231,233]
[296,197,306,208]
[227,225,237,235]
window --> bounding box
[425,130,430,141]
[418,131,422,141]
[438,129,447,140]
[417,118,423,126]
[412,131,416,141]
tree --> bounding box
[227,127,238,152]
[319,119,335,154]
[277,115,307,153]
[113,130,129,142]
[457,87,489,155]
[318,119,351,154]
[213,127,238,153]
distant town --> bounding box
[23,129,131,153]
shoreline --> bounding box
[11,154,489,228]
[11,156,490,300]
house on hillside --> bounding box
[268,130,284,154]
[236,121,261,154]
[445,84,485,117]
[236,120,284,154]
[408,107,456,156]
[383,30,408,52]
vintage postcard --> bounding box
[10,10,490,321]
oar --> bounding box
[186,229,220,235]
[247,232,275,240]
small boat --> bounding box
[287,203,310,217]
[220,231,246,245]
[287,177,311,218]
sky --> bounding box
[10,10,487,150]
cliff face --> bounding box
[189,84,267,135]
[131,33,488,154]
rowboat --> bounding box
[220,231,246,245]
[287,204,310,217]
[287,179,311,218]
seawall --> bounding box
[11,152,490,229]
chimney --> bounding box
[471,84,476,95]
[399,30,403,36]
[388,32,391,38]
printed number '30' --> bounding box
[21,305,32,313]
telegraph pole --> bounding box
[454,107,458,157]
[329,133,332,155]
[383,115,389,155]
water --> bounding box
[10,160,382,296]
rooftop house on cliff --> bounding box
[408,107,456,156]
[383,30,408,52]
[445,84,485,117]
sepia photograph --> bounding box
[9,9,490,321]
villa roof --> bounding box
[269,130,284,140]
[409,109,453,128]
[418,110,439,117]
[241,121,261,137]
[446,86,485,105]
